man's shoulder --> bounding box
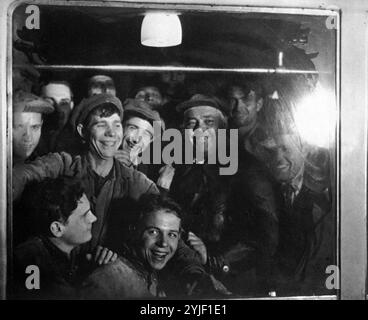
[14,237,49,267]
[114,160,159,194]
[98,256,135,273]
[80,256,155,299]
[20,151,84,173]
[114,159,144,178]
[83,256,140,286]
[15,236,44,254]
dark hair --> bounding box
[126,194,183,240]
[22,176,85,237]
[222,77,264,102]
[122,194,182,245]
[83,102,121,129]
[137,194,182,223]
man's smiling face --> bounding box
[259,133,305,183]
[184,106,222,158]
[122,116,154,160]
[13,112,43,161]
[87,113,123,160]
[138,209,181,271]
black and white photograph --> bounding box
[0,0,366,307]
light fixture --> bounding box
[141,13,182,47]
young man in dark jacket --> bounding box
[12,176,98,299]
[80,194,182,299]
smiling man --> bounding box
[170,94,229,245]
[228,82,263,132]
[254,127,334,293]
[13,94,211,298]
[76,99,124,175]
[12,90,54,164]
[259,133,305,186]
[115,99,159,168]
[224,78,265,157]
[114,99,174,189]
[13,93,159,259]
[79,194,181,299]
[137,197,180,271]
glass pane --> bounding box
[10,3,338,299]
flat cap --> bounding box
[123,98,162,124]
[176,94,226,115]
[70,93,123,131]
[13,90,54,114]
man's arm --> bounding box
[12,152,82,200]
[128,167,160,199]
[165,240,233,297]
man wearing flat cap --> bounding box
[12,90,54,165]
[12,94,210,296]
[115,98,162,168]
[158,94,270,293]
[165,95,253,286]
[87,75,116,97]
[13,93,158,265]
[114,98,174,190]
[170,94,229,240]
[12,90,54,245]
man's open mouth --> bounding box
[151,250,169,261]
[125,141,141,153]
[127,141,136,149]
[101,141,117,147]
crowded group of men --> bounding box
[11,70,334,299]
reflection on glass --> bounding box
[295,84,335,148]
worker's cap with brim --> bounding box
[176,94,227,115]
[123,98,163,125]
[70,93,123,132]
[89,75,115,83]
[13,90,54,114]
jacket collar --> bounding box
[82,153,133,180]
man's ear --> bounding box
[70,101,75,110]
[77,123,85,140]
[256,98,264,112]
[50,221,65,238]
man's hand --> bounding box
[114,150,133,167]
[156,164,175,190]
[187,232,207,265]
[92,246,118,265]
